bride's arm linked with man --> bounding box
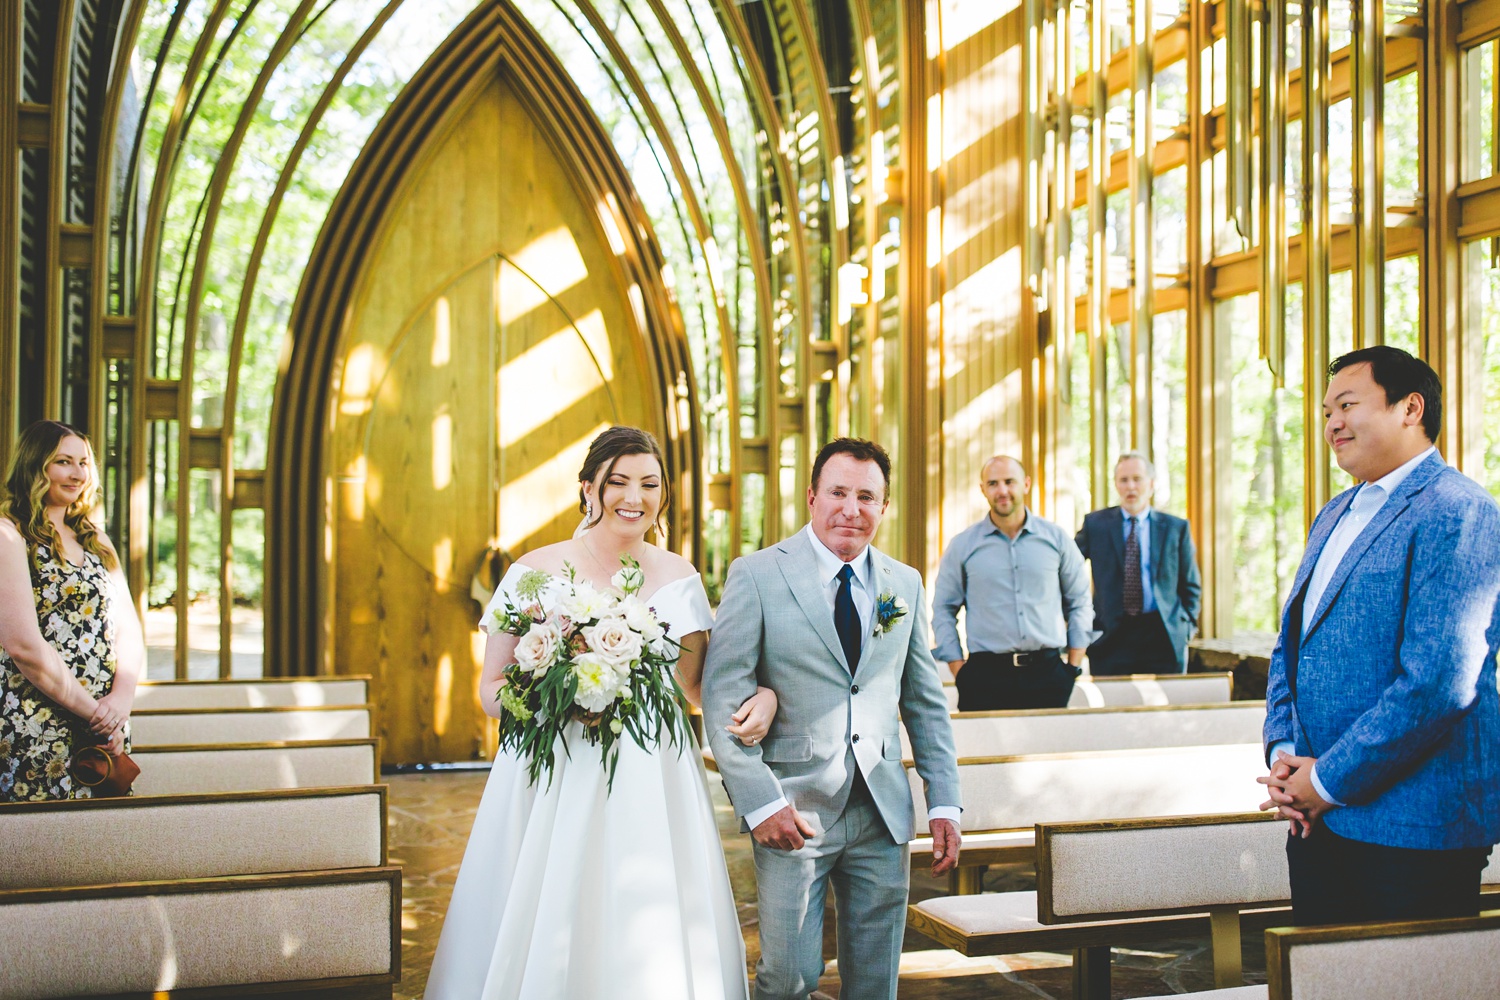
[704,437,963,1000]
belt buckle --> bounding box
[1010,652,1025,667]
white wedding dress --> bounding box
[424,564,749,1000]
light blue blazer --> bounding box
[1264,452,1500,851]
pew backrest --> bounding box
[907,743,1267,835]
[1266,912,1500,1000]
[129,704,373,745]
[0,867,400,1000]
[1069,672,1234,707]
[1035,813,1289,923]
[904,702,1266,758]
[0,785,386,890]
[129,739,379,795]
[133,676,371,710]
[942,672,1235,711]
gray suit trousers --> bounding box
[751,785,909,1000]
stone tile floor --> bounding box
[387,771,1267,999]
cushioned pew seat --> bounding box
[129,705,373,745]
[0,867,400,1000]
[133,676,371,710]
[129,740,380,795]
[0,786,385,890]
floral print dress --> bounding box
[0,543,126,801]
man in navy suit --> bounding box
[1074,452,1201,675]
[1261,346,1500,925]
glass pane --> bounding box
[1464,241,1500,498]
[1105,321,1131,460]
[1226,292,1305,636]
[1151,310,1187,514]
[231,507,264,677]
[1070,325,1094,517]
[1462,39,1496,183]
[1384,255,1420,355]
[1384,71,1419,207]
[186,468,221,677]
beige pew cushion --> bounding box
[905,703,1266,758]
[130,740,379,795]
[0,870,397,1000]
[0,787,384,889]
[1041,814,1288,920]
[1281,919,1500,1000]
[130,706,372,745]
[133,677,370,709]
[1069,673,1233,707]
[909,743,1266,835]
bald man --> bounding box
[931,456,1095,710]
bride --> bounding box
[425,426,773,1000]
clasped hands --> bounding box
[87,691,129,754]
[751,806,962,877]
[1257,750,1333,838]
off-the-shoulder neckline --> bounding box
[503,562,703,606]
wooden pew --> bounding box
[1137,911,1500,999]
[942,671,1236,711]
[910,813,1292,996]
[0,786,387,888]
[133,675,371,710]
[0,786,396,999]
[130,739,380,795]
[902,702,1266,758]
[0,868,400,999]
[912,814,1500,998]
[129,704,374,745]
[906,743,1269,891]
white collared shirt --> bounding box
[1273,445,1438,807]
[744,525,962,832]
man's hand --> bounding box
[1258,752,1333,837]
[929,818,962,877]
[1065,647,1086,667]
[947,659,965,679]
[752,804,817,851]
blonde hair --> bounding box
[1,420,115,570]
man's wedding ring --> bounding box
[747,737,757,744]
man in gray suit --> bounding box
[704,438,962,1000]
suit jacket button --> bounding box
[851,684,860,694]
[852,734,860,743]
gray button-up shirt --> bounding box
[931,509,1097,662]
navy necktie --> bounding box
[1123,516,1143,616]
[834,564,862,673]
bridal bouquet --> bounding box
[485,556,692,790]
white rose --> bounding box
[560,582,613,622]
[584,617,645,669]
[513,620,562,675]
[611,561,646,595]
[616,596,666,644]
[573,652,629,713]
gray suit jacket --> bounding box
[703,530,961,843]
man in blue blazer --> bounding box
[1261,346,1500,925]
[1074,452,1201,674]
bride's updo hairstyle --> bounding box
[577,426,671,536]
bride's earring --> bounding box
[585,498,594,520]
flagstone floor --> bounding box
[387,771,1267,999]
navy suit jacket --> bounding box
[1075,507,1201,670]
[1264,453,1500,851]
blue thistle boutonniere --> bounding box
[873,591,909,637]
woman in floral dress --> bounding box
[0,420,144,801]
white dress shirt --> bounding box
[1272,446,1438,807]
[745,527,962,831]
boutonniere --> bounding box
[873,591,909,637]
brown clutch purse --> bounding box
[69,743,140,797]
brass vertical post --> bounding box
[1351,0,1385,347]
[1302,0,1332,523]
[1129,0,1154,453]
[1260,0,1287,384]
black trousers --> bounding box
[955,650,1076,711]
[1086,609,1181,676]
[1285,824,1493,925]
